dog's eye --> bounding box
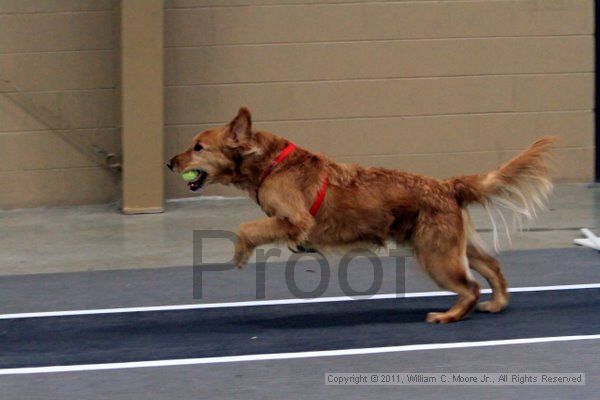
[193,143,203,152]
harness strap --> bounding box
[256,143,296,207]
[309,175,328,216]
[255,143,328,216]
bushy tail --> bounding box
[450,136,557,250]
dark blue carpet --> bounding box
[1,288,599,369]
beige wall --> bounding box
[0,0,595,208]
[164,0,594,200]
[120,0,164,214]
[0,0,120,208]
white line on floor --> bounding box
[0,283,599,320]
[1,334,599,375]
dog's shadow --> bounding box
[234,307,432,330]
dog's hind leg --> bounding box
[462,209,509,312]
[467,244,509,312]
[412,214,480,323]
[417,249,480,323]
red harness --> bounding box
[256,143,328,217]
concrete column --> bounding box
[120,0,164,214]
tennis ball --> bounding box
[181,170,199,182]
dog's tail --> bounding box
[449,136,557,250]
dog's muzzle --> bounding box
[187,170,208,191]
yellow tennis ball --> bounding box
[181,170,199,182]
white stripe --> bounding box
[0,334,598,375]
[1,282,599,320]
[166,196,246,203]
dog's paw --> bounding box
[233,246,251,269]
[233,236,252,269]
[234,252,250,269]
[477,301,507,313]
[288,243,318,254]
[426,312,457,324]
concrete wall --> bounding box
[120,0,164,214]
[0,0,594,208]
[0,0,120,208]
[164,0,594,199]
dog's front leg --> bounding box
[234,213,314,268]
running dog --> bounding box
[167,107,556,323]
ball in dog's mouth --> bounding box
[187,170,208,191]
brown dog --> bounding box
[168,107,556,323]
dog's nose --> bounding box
[166,160,174,172]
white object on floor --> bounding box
[574,228,600,250]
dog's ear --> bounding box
[228,107,253,142]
